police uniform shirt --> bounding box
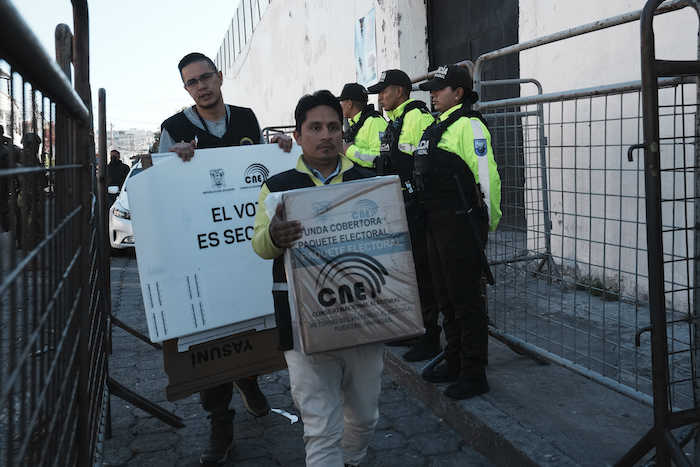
[434,104,502,231]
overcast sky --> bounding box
[10,0,238,132]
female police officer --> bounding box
[414,64,501,400]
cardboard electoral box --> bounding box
[281,175,424,354]
[128,144,297,342]
[162,328,286,402]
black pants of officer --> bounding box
[424,202,488,380]
[410,225,442,345]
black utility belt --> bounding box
[419,194,462,211]
[414,168,457,193]
[420,195,489,220]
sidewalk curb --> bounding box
[382,346,579,467]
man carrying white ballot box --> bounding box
[158,52,292,466]
[251,90,380,467]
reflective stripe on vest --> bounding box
[470,119,492,225]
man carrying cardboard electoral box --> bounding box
[251,90,381,467]
[158,52,292,466]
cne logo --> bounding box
[244,163,270,185]
[351,199,379,220]
[316,253,389,306]
[210,168,226,188]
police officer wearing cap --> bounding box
[368,70,443,363]
[338,83,388,169]
[415,64,502,400]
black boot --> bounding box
[403,340,442,362]
[233,376,270,417]
[444,378,490,400]
[421,363,460,383]
[200,409,235,465]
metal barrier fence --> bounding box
[214,0,272,73]
[0,1,109,465]
[421,0,698,462]
[261,125,295,144]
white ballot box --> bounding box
[128,144,297,342]
[282,175,424,354]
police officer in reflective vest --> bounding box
[415,64,502,400]
[338,83,388,169]
[367,69,443,362]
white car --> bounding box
[108,162,143,251]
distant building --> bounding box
[0,68,29,145]
[95,127,157,163]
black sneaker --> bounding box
[200,413,234,465]
[421,364,459,383]
[444,378,490,400]
[403,342,442,362]
[233,376,271,417]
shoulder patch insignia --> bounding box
[474,138,487,156]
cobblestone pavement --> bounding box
[102,254,493,467]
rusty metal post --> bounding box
[71,0,91,116]
[639,1,672,464]
[55,24,72,79]
[98,86,112,351]
[98,86,113,443]
[617,0,700,465]
[54,23,72,249]
[691,2,700,464]
[71,1,99,464]
[98,87,109,311]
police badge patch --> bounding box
[474,138,487,156]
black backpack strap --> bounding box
[426,106,488,153]
[395,100,429,129]
[461,108,489,130]
[378,100,431,173]
[402,100,430,116]
[392,101,429,149]
[343,104,382,143]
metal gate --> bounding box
[0,1,109,465]
[414,0,699,463]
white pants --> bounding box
[285,343,384,467]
